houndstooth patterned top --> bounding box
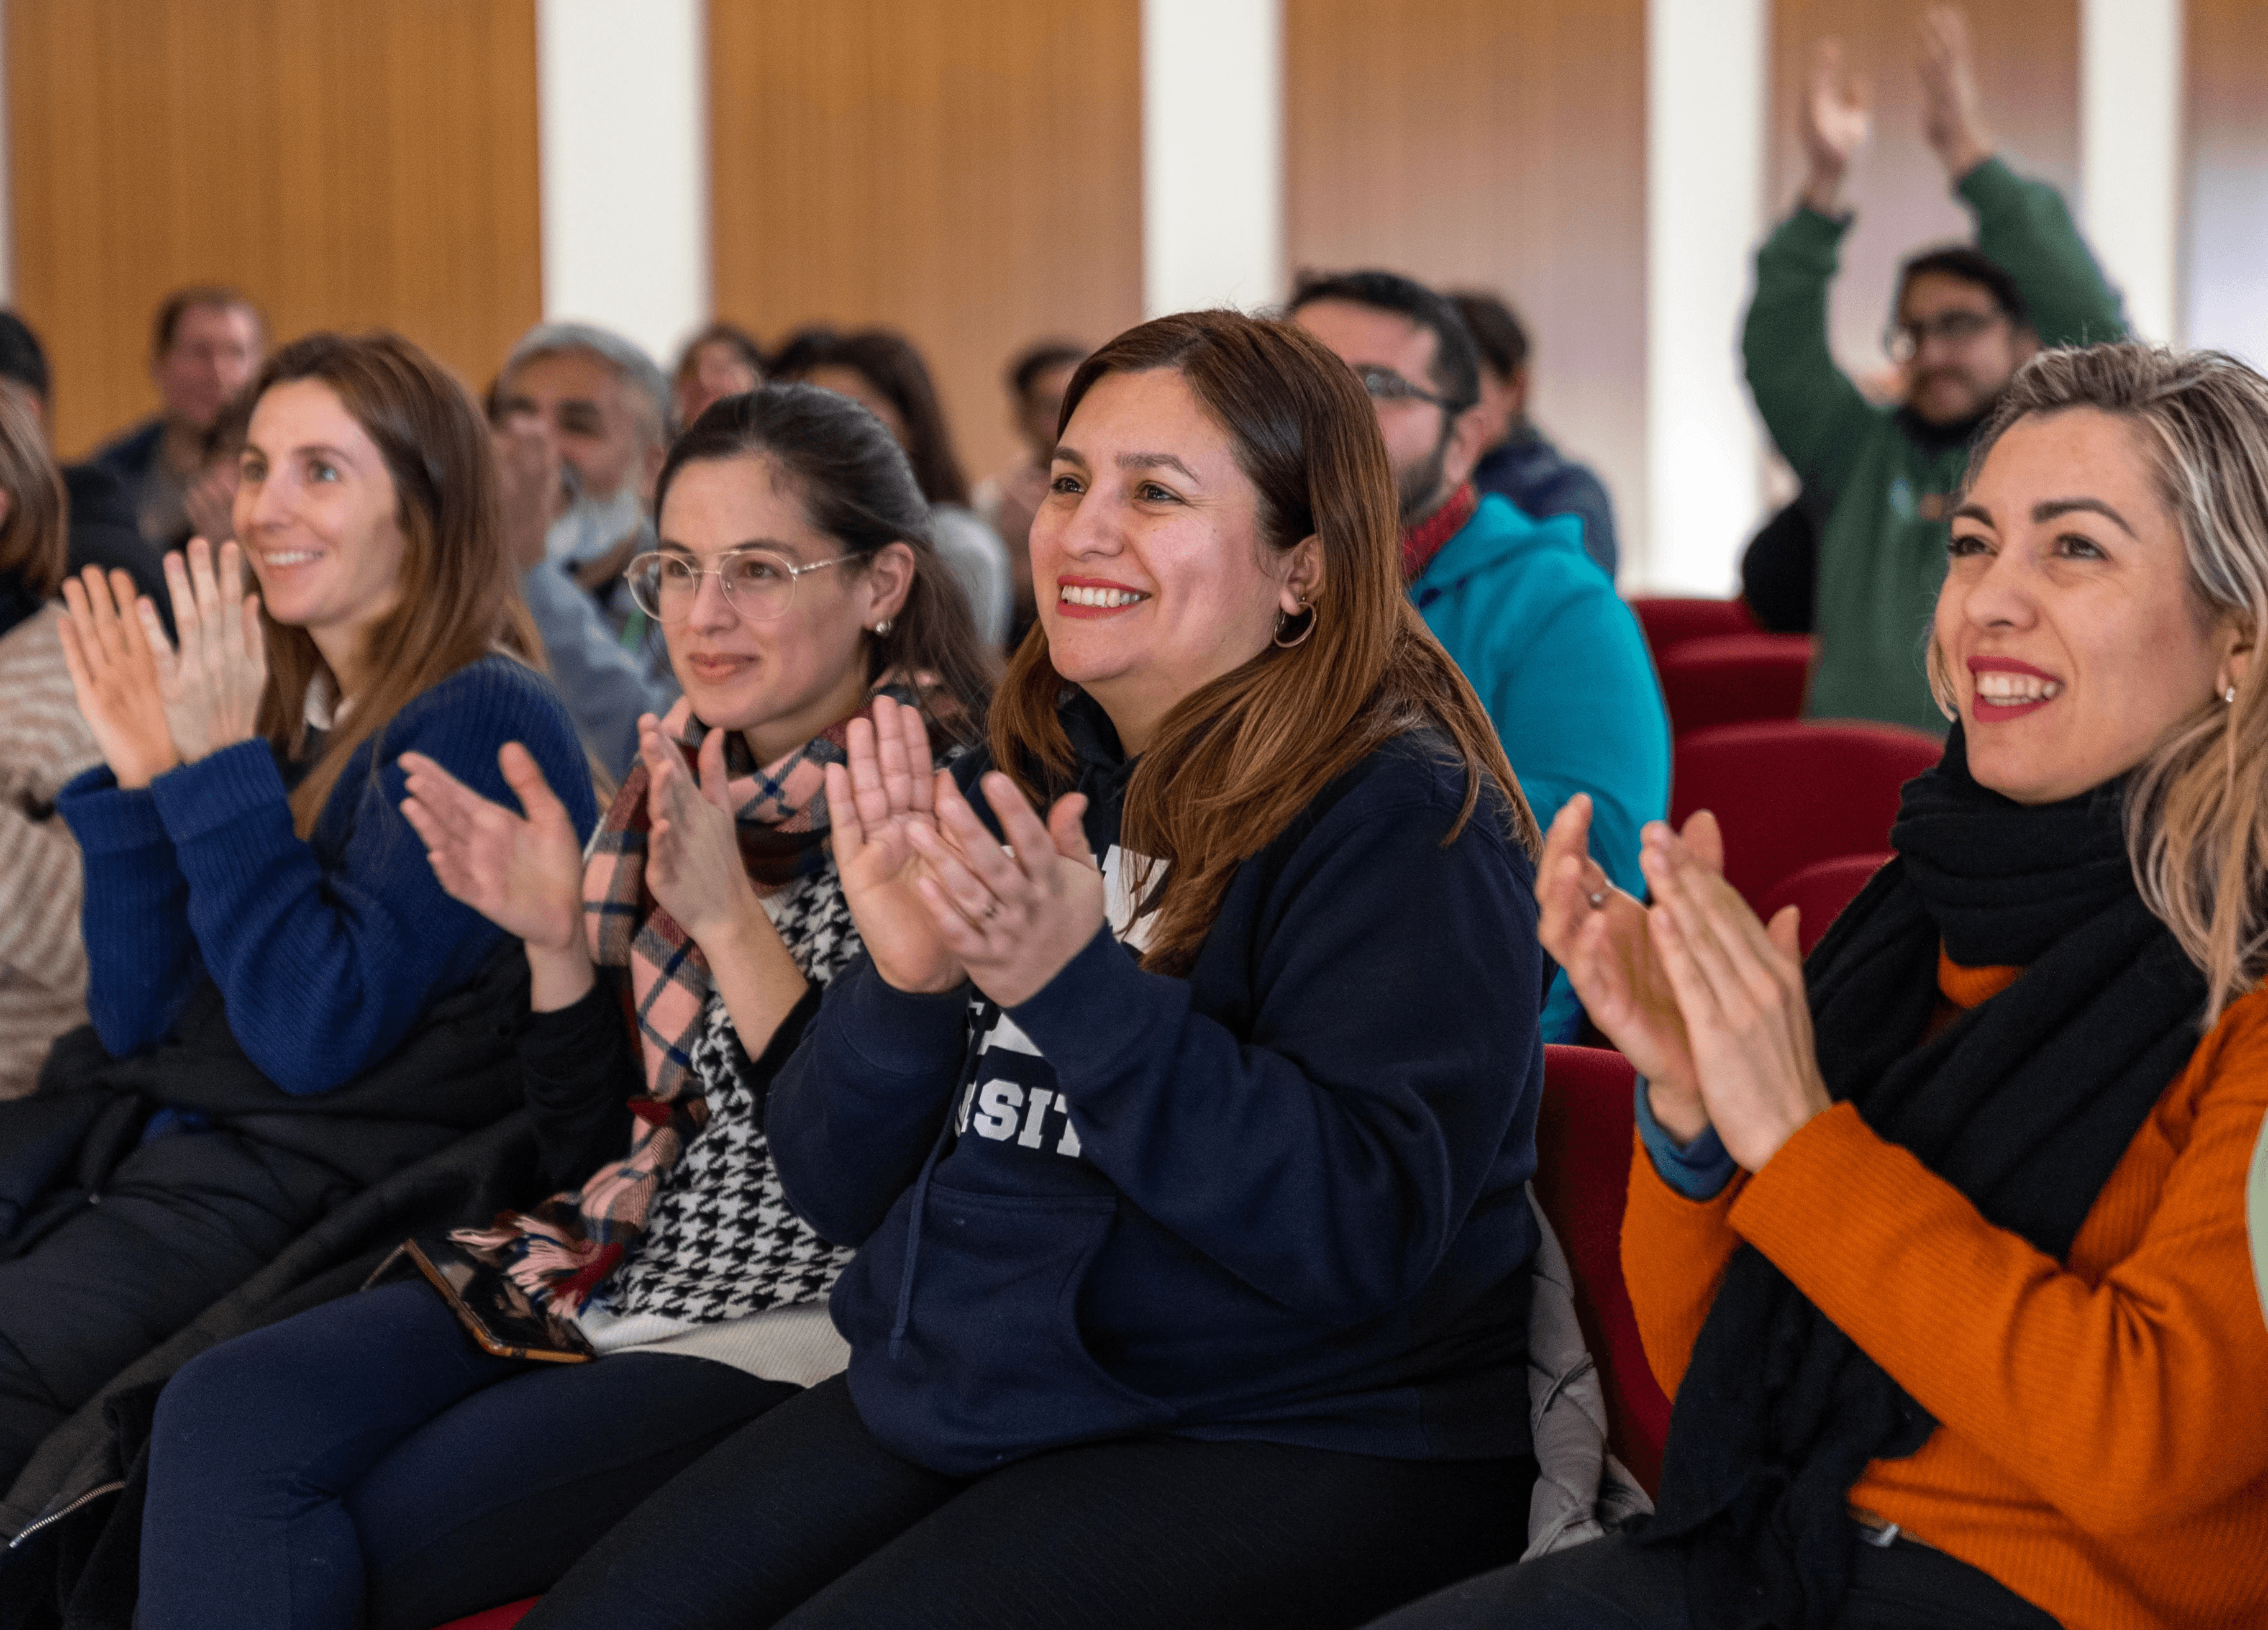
[604,865,865,1324]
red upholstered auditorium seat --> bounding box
[1655,632,1815,737]
[1629,595,1758,658]
[432,1600,539,1630]
[1757,852,1892,954]
[1533,1045,1672,1496]
[1670,721,1942,910]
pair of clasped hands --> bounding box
[1538,796,1834,1174]
[55,540,268,791]
[398,693,1106,1016]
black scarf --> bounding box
[0,568,43,642]
[1640,725,2207,1628]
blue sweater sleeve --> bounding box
[1488,558,1670,901]
[143,658,598,1095]
[57,768,201,1054]
[1632,1075,1736,1200]
[767,962,976,1245]
[1005,780,1541,1323]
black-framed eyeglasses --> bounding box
[624,548,858,623]
[1354,365,1467,412]
[1884,307,2007,363]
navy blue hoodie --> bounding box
[767,694,1543,1476]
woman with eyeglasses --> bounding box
[136,385,995,1630]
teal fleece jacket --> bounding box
[1411,494,1670,1039]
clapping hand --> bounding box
[904,770,1103,1011]
[1917,5,1992,178]
[825,695,967,994]
[1537,795,1715,1139]
[145,538,267,765]
[57,565,180,789]
[401,744,588,954]
[1799,39,1871,213]
[1639,822,1829,1173]
[636,712,770,952]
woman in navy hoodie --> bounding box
[522,310,1547,1628]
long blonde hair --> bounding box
[1950,344,2268,1024]
[248,332,538,835]
[988,310,1536,977]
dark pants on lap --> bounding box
[523,1372,1538,1630]
[0,1127,329,1491]
[1360,1529,2062,1630]
[137,1279,796,1630]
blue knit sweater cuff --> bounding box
[1633,1075,1737,1201]
[148,739,289,844]
[55,764,171,857]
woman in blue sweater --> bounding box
[0,332,595,1488]
[519,311,1549,1628]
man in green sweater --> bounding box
[1744,6,2125,734]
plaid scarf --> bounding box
[1400,481,1478,583]
[459,676,940,1312]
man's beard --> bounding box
[1396,427,1454,526]
[545,483,649,568]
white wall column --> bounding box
[1642,0,1769,593]
[2079,0,2183,344]
[1141,0,1282,317]
[535,0,709,368]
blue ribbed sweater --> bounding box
[56,655,598,1096]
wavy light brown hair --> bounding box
[250,332,539,836]
[1942,343,2268,1024]
[0,386,66,596]
[989,309,1537,976]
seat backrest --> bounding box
[1656,632,1814,737]
[1670,720,1941,909]
[1631,595,1757,658]
[1532,1044,1671,1496]
[432,1600,539,1630]
[1757,852,1892,954]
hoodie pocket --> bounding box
[842,1180,1177,1472]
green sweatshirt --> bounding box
[1742,157,2126,734]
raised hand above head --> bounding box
[904,768,1102,1011]
[638,711,768,952]
[400,742,588,954]
[823,693,967,994]
[55,563,181,790]
[1799,38,1872,212]
[143,537,267,766]
[1917,4,1992,178]
[1639,816,1829,1173]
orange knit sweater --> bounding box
[1623,955,2268,1629]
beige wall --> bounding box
[2185,0,2268,363]
[7,0,543,459]
[708,0,1144,491]
[1283,0,1649,556]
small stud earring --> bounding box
[873,618,893,637]
[2225,686,2238,704]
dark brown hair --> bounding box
[153,285,265,357]
[0,386,66,596]
[249,332,539,835]
[655,384,995,742]
[990,309,1537,975]
[801,329,973,508]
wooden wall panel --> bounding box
[2184,0,2268,365]
[1284,0,1648,567]
[709,0,1142,489]
[1767,1,2079,389]
[8,0,542,460]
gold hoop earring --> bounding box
[1273,598,1317,650]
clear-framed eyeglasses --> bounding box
[623,548,860,623]
[1883,307,2007,365]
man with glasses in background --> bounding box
[1747,6,2124,733]
[1292,269,1668,1044]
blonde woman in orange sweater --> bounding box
[1369,345,2268,1630]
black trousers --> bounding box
[523,1373,1537,1630]
[1360,1529,2062,1630]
